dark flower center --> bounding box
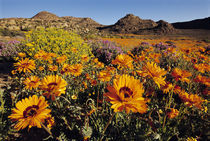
[48,82,58,91]
[23,105,39,118]
[30,81,37,84]
[22,63,30,68]
[119,87,133,98]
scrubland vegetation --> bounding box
[0,28,209,141]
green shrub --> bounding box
[21,27,93,63]
[0,28,24,37]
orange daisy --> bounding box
[48,65,58,72]
[137,61,167,88]
[96,62,104,68]
[93,58,99,63]
[69,64,83,77]
[56,55,67,64]
[106,66,116,74]
[8,95,51,130]
[44,115,55,130]
[14,58,36,73]
[48,53,57,58]
[24,76,40,90]
[97,70,112,82]
[112,54,133,69]
[81,54,89,62]
[18,52,26,58]
[167,108,179,119]
[179,91,205,109]
[194,63,210,73]
[173,85,182,94]
[90,79,97,86]
[34,50,51,61]
[40,75,67,100]
[171,68,192,83]
[194,74,210,87]
[161,82,174,94]
[71,48,78,53]
[61,63,71,75]
[104,74,148,114]
[38,66,44,71]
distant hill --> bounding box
[98,14,178,34]
[172,17,210,30]
[31,11,60,20]
[61,16,102,28]
[152,20,179,34]
[0,11,102,34]
[0,11,209,36]
[98,14,157,33]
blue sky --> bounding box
[0,0,209,25]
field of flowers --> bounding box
[0,28,209,141]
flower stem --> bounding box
[163,90,174,130]
[62,117,72,130]
[100,112,115,141]
[162,115,167,131]
[41,122,52,135]
[96,84,100,111]
[55,97,61,109]
[60,96,71,105]
[168,90,174,109]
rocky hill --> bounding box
[0,11,209,36]
[98,14,157,33]
[172,17,210,30]
[133,20,178,35]
[0,11,103,35]
[32,11,60,20]
[98,14,178,34]
[151,20,179,34]
[61,16,102,29]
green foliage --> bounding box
[0,89,6,140]
[2,30,209,140]
[0,28,24,37]
[0,88,13,141]
[21,27,93,63]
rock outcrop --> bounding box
[151,20,179,34]
[1,11,208,36]
[99,14,178,34]
[98,14,158,33]
[0,11,103,35]
[31,11,60,20]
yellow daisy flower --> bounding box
[104,74,148,114]
[61,63,71,75]
[167,108,179,119]
[186,137,197,141]
[48,65,58,72]
[56,55,67,64]
[81,54,89,62]
[18,52,26,58]
[97,70,111,82]
[112,54,133,69]
[14,58,36,73]
[24,76,40,90]
[69,64,83,77]
[137,61,167,88]
[171,68,192,83]
[40,75,67,100]
[8,95,51,131]
[179,91,205,109]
